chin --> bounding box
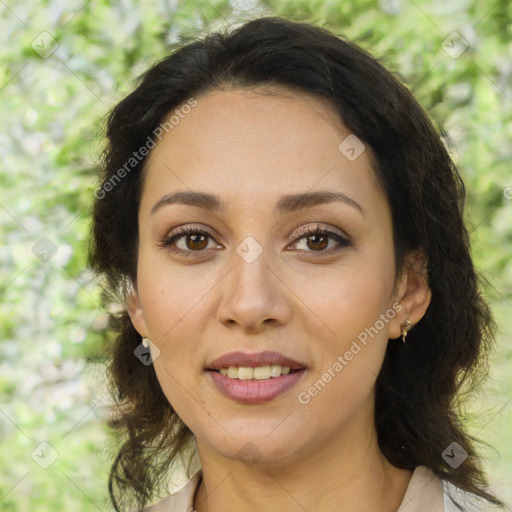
[202,427,307,468]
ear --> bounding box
[125,282,149,338]
[389,250,432,339]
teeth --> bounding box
[217,365,292,380]
[227,367,238,379]
[254,366,271,380]
[238,367,254,380]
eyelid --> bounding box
[288,222,350,243]
[165,223,215,238]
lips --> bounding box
[208,368,307,404]
[205,350,308,404]
[206,350,307,371]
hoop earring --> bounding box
[142,337,150,348]
[401,320,412,343]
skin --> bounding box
[127,87,432,512]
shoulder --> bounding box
[143,469,202,512]
[442,479,502,512]
[398,466,445,511]
[142,465,500,512]
[398,466,500,512]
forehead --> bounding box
[141,87,384,216]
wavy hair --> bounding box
[88,16,503,511]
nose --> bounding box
[216,247,293,334]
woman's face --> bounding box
[128,87,419,466]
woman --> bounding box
[89,16,504,512]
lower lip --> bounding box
[207,369,307,404]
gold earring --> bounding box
[142,337,150,348]
[401,320,412,343]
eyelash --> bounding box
[158,224,351,258]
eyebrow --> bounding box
[150,189,365,217]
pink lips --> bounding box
[205,350,307,404]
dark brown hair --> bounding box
[89,16,503,511]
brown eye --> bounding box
[305,233,329,251]
[185,233,208,250]
[160,226,220,256]
[291,226,350,254]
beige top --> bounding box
[144,465,494,511]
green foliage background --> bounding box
[0,0,510,510]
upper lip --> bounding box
[206,351,307,370]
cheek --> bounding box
[294,278,393,429]
[288,253,395,343]
[290,252,396,403]
[136,255,214,343]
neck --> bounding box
[193,401,412,512]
